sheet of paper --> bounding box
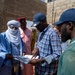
[13,55,39,64]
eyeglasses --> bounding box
[9,25,18,30]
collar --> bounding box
[70,38,75,45]
[42,25,50,33]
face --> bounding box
[61,23,71,42]
[9,25,18,30]
[8,25,19,35]
[20,21,26,30]
[36,21,47,32]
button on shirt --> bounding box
[35,25,62,75]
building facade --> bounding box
[0,0,75,32]
[0,0,46,32]
[47,0,75,25]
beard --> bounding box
[61,26,71,42]
[37,26,46,32]
[39,28,44,32]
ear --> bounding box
[43,20,47,25]
[68,22,73,30]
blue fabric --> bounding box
[0,32,25,69]
[0,65,12,75]
[53,8,75,25]
[35,25,62,75]
[32,12,46,27]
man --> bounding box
[0,20,25,75]
[30,12,62,75]
[18,17,33,75]
[53,25,69,53]
[53,8,75,75]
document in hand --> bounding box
[14,55,39,64]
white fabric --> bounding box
[7,20,20,27]
[6,27,21,45]
[6,20,21,45]
[6,20,23,55]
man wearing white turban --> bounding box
[0,20,25,75]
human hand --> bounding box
[29,59,38,65]
[29,58,45,65]
[31,48,38,58]
[6,54,13,60]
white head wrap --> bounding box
[7,20,20,27]
[6,20,21,45]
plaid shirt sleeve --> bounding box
[50,31,62,60]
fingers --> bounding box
[6,54,13,60]
[31,55,37,59]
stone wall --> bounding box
[47,0,75,25]
[0,0,46,32]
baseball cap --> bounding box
[53,8,75,26]
[31,12,46,27]
[18,17,26,23]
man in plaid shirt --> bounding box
[30,12,62,75]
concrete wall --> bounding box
[47,0,75,25]
[0,0,46,32]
